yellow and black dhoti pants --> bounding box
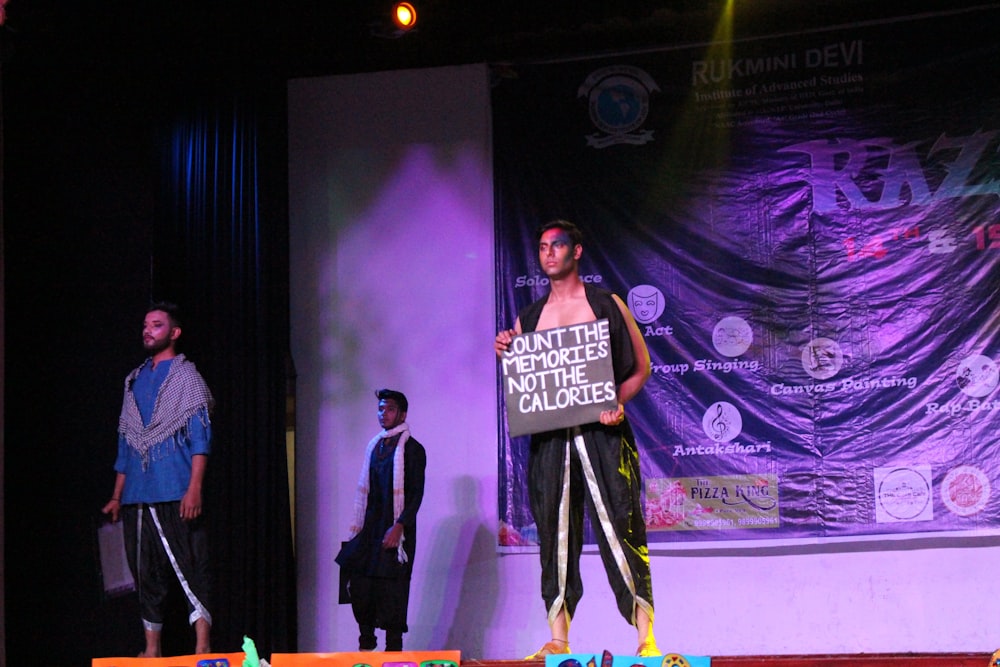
[528,420,654,627]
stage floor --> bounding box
[471,654,993,667]
[90,651,997,667]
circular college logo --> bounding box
[941,465,991,517]
[578,66,660,148]
[713,316,752,357]
[955,354,999,398]
[877,467,931,521]
[701,401,743,442]
[627,284,665,324]
[801,336,843,380]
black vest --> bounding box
[518,283,636,386]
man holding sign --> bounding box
[494,220,658,659]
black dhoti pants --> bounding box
[122,501,212,631]
[528,422,654,626]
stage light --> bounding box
[392,2,418,32]
[370,2,418,39]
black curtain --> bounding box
[2,19,297,661]
[150,87,297,658]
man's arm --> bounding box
[180,407,212,520]
[600,294,651,425]
[180,454,207,520]
[613,293,651,404]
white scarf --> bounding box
[348,422,410,563]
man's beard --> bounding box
[143,337,172,355]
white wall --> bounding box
[288,65,1000,660]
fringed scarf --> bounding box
[118,354,215,471]
[348,421,409,564]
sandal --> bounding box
[524,639,571,660]
[636,639,661,657]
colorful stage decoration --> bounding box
[545,651,710,667]
[93,652,460,667]
[268,652,460,667]
[91,653,247,667]
[494,8,1000,548]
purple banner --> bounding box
[493,9,1000,548]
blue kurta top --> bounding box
[114,358,212,504]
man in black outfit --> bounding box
[494,220,658,658]
[336,388,427,652]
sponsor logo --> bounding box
[578,66,659,148]
[941,465,991,517]
[874,466,933,522]
[646,474,780,531]
[644,479,687,528]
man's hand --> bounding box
[382,522,404,549]
[103,473,127,522]
[495,329,517,358]
[599,402,625,426]
[180,488,203,520]
[101,498,121,523]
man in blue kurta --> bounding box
[102,302,214,658]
